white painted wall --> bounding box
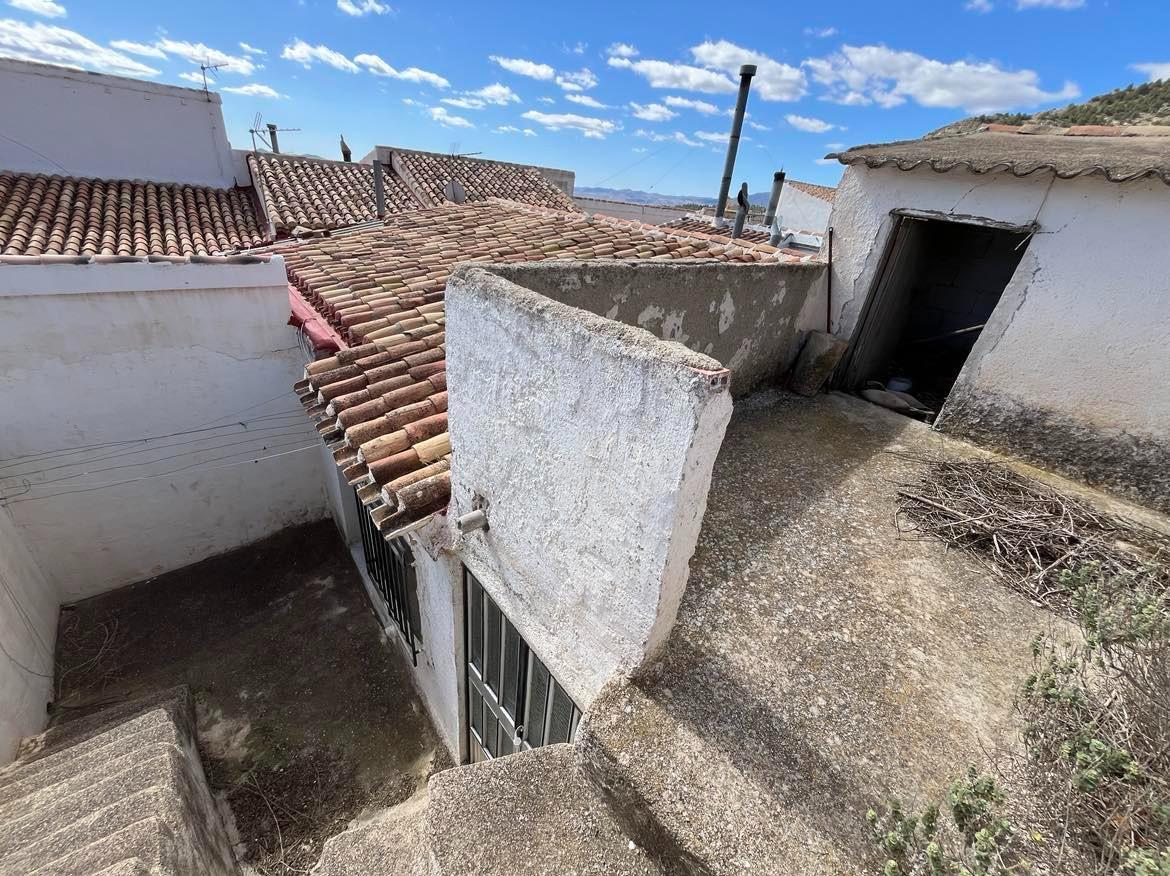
[0,259,329,601]
[0,503,56,764]
[443,266,733,709]
[778,185,833,233]
[829,164,1170,507]
[0,59,240,187]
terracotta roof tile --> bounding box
[248,148,576,236]
[786,179,837,204]
[392,150,576,211]
[289,199,808,538]
[0,170,267,257]
[248,153,419,234]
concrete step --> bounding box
[426,744,661,876]
[311,792,432,876]
[0,688,239,876]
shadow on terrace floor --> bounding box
[53,520,451,875]
[584,390,1058,874]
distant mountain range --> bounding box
[574,186,775,208]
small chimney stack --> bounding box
[731,183,749,239]
[372,159,387,219]
[266,122,280,154]
[340,134,352,162]
[763,171,786,228]
[715,64,756,219]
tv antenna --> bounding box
[198,59,226,98]
[249,113,301,154]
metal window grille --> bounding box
[464,567,581,762]
[355,489,420,665]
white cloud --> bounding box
[786,113,835,132]
[1017,0,1084,7]
[8,0,65,18]
[664,95,720,114]
[747,119,771,131]
[694,130,731,143]
[402,97,422,105]
[629,101,676,121]
[825,141,846,150]
[966,0,994,11]
[522,109,618,138]
[353,52,448,87]
[337,0,391,15]
[0,19,159,75]
[178,71,204,84]
[239,42,266,56]
[1133,61,1170,82]
[221,82,285,98]
[803,26,837,37]
[564,41,586,55]
[156,37,256,74]
[620,58,737,94]
[804,44,1079,113]
[429,105,473,128]
[490,54,554,80]
[635,128,702,147]
[442,96,484,109]
[690,39,806,101]
[109,39,166,59]
[537,95,555,104]
[494,124,537,136]
[467,82,518,104]
[632,146,647,153]
[607,56,632,70]
[555,67,597,91]
[606,42,638,58]
[282,38,358,72]
[565,93,608,108]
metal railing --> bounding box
[355,490,419,665]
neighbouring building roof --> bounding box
[248,153,419,233]
[290,198,815,537]
[248,148,576,236]
[658,216,771,245]
[787,179,837,203]
[831,125,1170,184]
[0,170,268,257]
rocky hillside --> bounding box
[930,79,1170,137]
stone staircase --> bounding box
[311,743,660,876]
[0,688,238,876]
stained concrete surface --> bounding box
[53,521,451,874]
[580,390,1076,875]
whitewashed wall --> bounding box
[829,164,1170,510]
[444,266,733,709]
[0,59,242,187]
[779,185,833,233]
[0,504,56,764]
[0,259,329,601]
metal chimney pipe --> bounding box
[715,64,756,219]
[732,183,749,239]
[266,123,280,154]
[372,160,387,219]
[763,171,786,227]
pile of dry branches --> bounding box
[894,459,1170,609]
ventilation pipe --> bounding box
[732,183,749,239]
[763,171,786,228]
[266,123,280,154]
[340,134,352,162]
[373,160,387,219]
[715,64,756,219]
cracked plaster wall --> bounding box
[829,165,1170,510]
[444,267,733,708]
[481,260,827,398]
[0,259,329,599]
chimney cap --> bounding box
[773,171,785,181]
[739,64,757,77]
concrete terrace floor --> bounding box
[581,390,1085,875]
[52,520,451,875]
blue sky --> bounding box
[2,0,1167,196]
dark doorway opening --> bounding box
[838,214,1031,419]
